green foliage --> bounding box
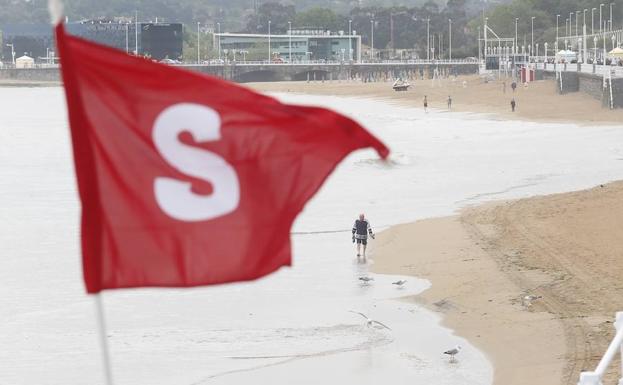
[294,8,345,31]
[244,2,296,34]
[1,0,620,60]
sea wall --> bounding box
[535,68,623,109]
[0,63,479,84]
[0,68,60,82]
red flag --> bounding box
[55,24,389,294]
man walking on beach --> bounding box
[423,95,428,113]
[352,213,375,259]
[511,98,516,112]
[447,95,452,110]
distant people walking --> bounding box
[352,213,375,259]
[447,95,452,110]
[511,81,517,93]
[511,98,516,112]
[423,95,428,113]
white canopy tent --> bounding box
[555,50,577,63]
[15,55,34,68]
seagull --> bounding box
[359,276,374,283]
[522,295,543,307]
[349,311,392,330]
[443,345,462,362]
[392,280,407,287]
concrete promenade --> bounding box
[0,60,479,83]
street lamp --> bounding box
[6,43,15,65]
[600,4,604,33]
[594,36,598,61]
[577,38,582,62]
[566,18,569,37]
[576,11,579,36]
[197,22,200,64]
[348,19,352,61]
[268,20,271,63]
[134,10,138,55]
[370,19,374,61]
[217,22,221,61]
[516,18,519,55]
[531,17,535,59]
[592,8,596,34]
[427,18,430,61]
[560,15,564,45]
[125,23,129,53]
[449,18,452,60]
[610,3,615,32]
[288,21,292,63]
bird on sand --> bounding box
[443,345,462,362]
[349,311,391,330]
[359,276,374,283]
[392,280,407,287]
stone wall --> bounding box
[578,73,605,101]
[558,72,579,94]
[0,68,60,81]
[603,77,623,109]
[1,63,479,84]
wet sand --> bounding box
[373,182,623,385]
[250,75,623,125]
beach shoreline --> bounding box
[260,77,623,384]
[249,75,623,126]
[0,79,61,87]
[372,182,623,385]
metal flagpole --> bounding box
[135,10,139,55]
[95,294,114,385]
[45,6,115,385]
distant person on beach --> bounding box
[447,95,452,110]
[352,213,375,259]
[423,95,428,113]
[511,81,517,92]
[511,98,516,112]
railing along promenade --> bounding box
[0,58,480,70]
[578,312,623,385]
[534,61,623,78]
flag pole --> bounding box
[48,0,115,382]
[94,293,115,385]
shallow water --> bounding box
[2,87,623,385]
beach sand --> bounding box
[250,75,623,125]
[250,76,623,384]
[373,182,623,385]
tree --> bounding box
[244,2,295,34]
[294,8,344,31]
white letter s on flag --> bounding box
[152,103,240,221]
